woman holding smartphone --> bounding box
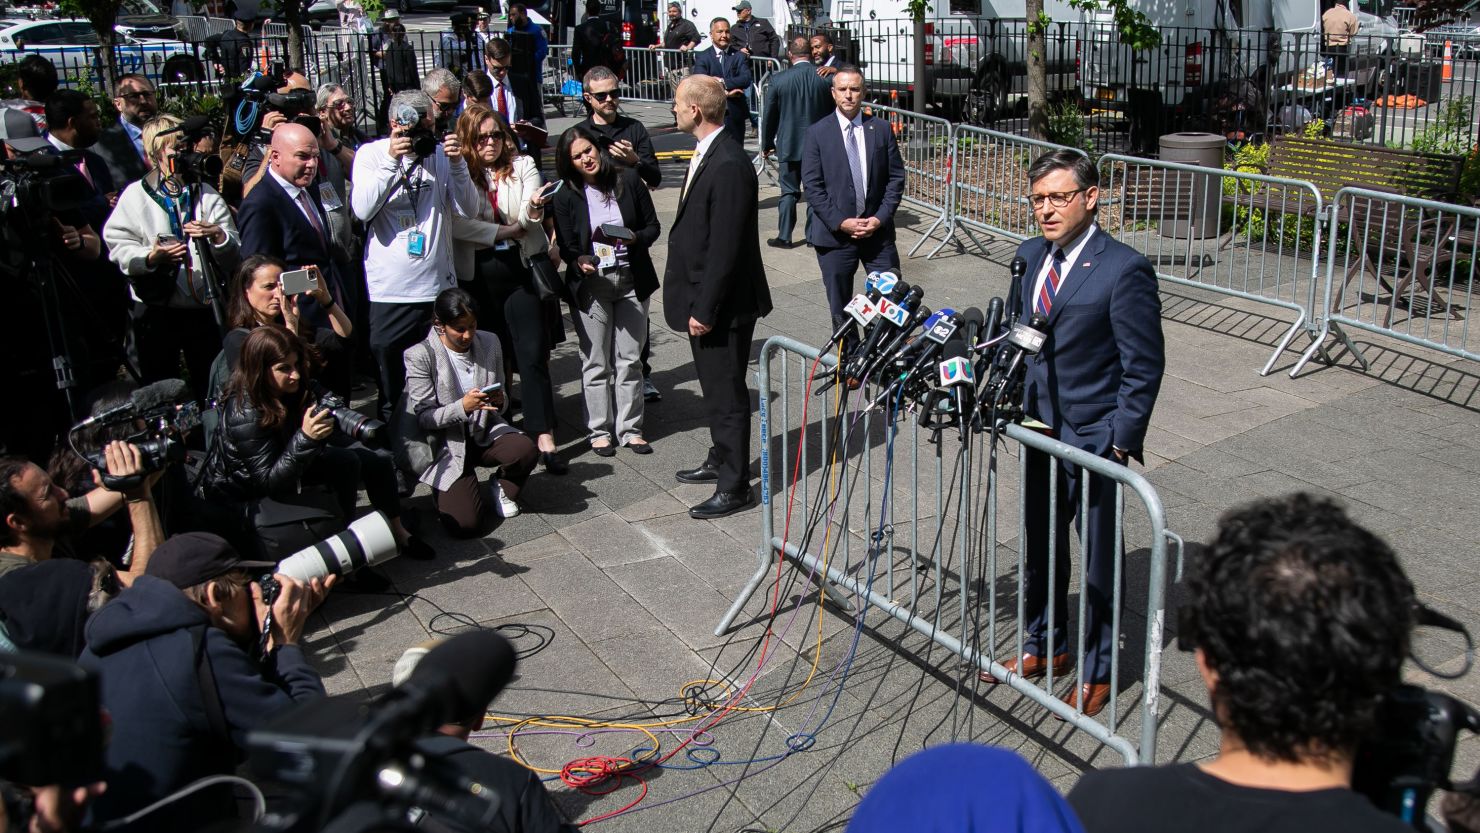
[222,255,354,377]
[103,113,239,400]
[404,288,539,536]
[551,124,661,457]
[451,104,567,475]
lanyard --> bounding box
[143,176,188,243]
[395,158,423,232]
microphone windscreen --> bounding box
[1011,256,1028,278]
[959,307,984,330]
[941,335,968,362]
[408,630,517,723]
[1029,313,1050,330]
[181,114,213,135]
[131,379,189,411]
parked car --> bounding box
[0,18,209,83]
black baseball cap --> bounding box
[145,532,276,589]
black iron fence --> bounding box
[8,15,1480,157]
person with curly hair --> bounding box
[1067,492,1416,833]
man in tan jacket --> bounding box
[1322,0,1359,75]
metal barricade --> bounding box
[934,125,1084,257]
[863,102,955,257]
[714,335,1180,765]
[545,44,574,116]
[1097,154,1328,376]
[1294,187,1480,375]
[619,46,691,105]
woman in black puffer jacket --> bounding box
[202,325,431,560]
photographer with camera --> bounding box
[353,80,480,426]
[103,114,239,401]
[201,325,432,561]
[1,441,164,584]
[78,532,332,832]
[1067,493,1416,833]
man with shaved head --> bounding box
[237,120,358,395]
[240,69,316,200]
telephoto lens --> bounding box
[276,512,401,583]
[318,393,387,447]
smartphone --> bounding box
[155,233,181,247]
[542,179,565,198]
[479,382,503,395]
[599,223,635,242]
[280,267,320,296]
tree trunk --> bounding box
[912,16,927,113]
[92,12,119,99]
[1026,0,1047,140]
[284,0,305,71]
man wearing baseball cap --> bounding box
[79,532,334,832]
[730,0,779,58]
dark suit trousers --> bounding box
[369,301,434,423]
[129,304,221,403]
[691,321,755,494]
[723,100,747,145]
[776,161,802,241]
[1021,445,1122,684]
[816,235,900,333]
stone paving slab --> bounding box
[294,106,1480,830]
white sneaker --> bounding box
[494,485,521,518]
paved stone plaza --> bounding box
[306,103,1480,831]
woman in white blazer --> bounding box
[404,288,540,536]
[103,113,239,400]
[450,105,567,475]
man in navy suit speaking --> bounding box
[978,149,1165,719]
[800,65,905,339]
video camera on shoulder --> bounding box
[66,378,200,492]
[159,114,225,187]
[230,62,321,141]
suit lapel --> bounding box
[1045,228,1107,326]
[677,141,718,220]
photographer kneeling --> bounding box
[404,288,538,536]
[79,532,331,832]
[201,325,432,560]
[1068,493,1415,833]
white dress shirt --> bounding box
[488,81,517,120]
[1032,223,1098,314]
[835,109,868,201]
[269,168,324,234]
[682,125,725,199]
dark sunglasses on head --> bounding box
[588,90,618,102]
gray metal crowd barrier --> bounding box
[931,124,1087,257]
[715,335,1181,765]
[864,102,955,257]
[1293,187,1480,375]
[1096,154,1328,376]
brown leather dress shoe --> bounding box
[978,652,1073,685]
[1059,682,1112,718]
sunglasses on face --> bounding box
[588,90,618,102]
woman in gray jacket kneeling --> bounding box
[404,288,540,536]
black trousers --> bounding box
[129,304,222,403]
[816,235,900,335]
[368,301,434,423]
[690,320,755,494]
[776,160,802,242]
[473,248,558,436]
[303,440,402,523]
[1021,444,1121,684]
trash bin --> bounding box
[1157,132,1225,239]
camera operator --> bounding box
[352,81,480,424]
[102,114,239,401]
[200,325,431,560]
[78,532,332,832]
[390,642,578,833]
[1067,493,1416,833]
[239,69,316,201]
[0,442,164,584]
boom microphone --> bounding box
[75,378,190,427]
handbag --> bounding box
[250,490,345,561]
[525,250,567,302]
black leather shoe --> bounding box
[689,488,754,519]
[675,462,720,484]
[591,442,616,458]
[540,451,568,476]
[766,237,794,249]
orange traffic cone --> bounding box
[1443,40,1454,82]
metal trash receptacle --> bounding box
[1157,132,1225,239]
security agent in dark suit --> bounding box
[978,150,1165,719]
[800,64,905,337]
[93,73,155,191]
[664,75,773,520]
[236,123,355,395]
[689,18,754,146]
[762,36,833,248]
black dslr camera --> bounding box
[314,392,386,447]
[391,103,441,160]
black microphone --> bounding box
[76,379,190,427]
[861,303,932,382]
[957,307,985,351]
[1006,256,1028,327]
[937,334,976,440]
[882,309,962,402]
[400,630,517,728]
[845,284,922,379]
[981,297,1004,347]
[992,313,1050,407]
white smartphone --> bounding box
[280,267,320,296]
[479,382,503,395]
[542,180,565,198]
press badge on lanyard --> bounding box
[407,230,427,258]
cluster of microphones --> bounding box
[815,258,1050,438]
